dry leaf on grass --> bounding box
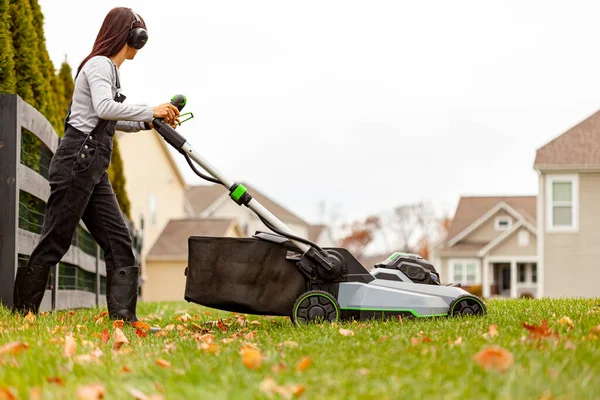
[339,328,354,337]
[0,342,28,357]
[120,365,132,374]
[135,329,148,338]
[558,316,574,330]
[278,341,298,348]
[522,320,556,340]
[29,387,41,400]
[241,347,263,370]
[590,324,600,334]
[24,311,36,323]
[113,328,129,351]
[163,324,175,332]
[76,383,105,400]
[64,335,77,357]
[100,328,109,345]
[450,337,463,346]
[483,324,498,338]
[94,311,108,324]
[0,387,16,400]
[259,377,305,399]
[473,346,514,372]
[128,388,164,400]
[46,376,66,386]
[199,343,220,353]
[133,321,151,332]
[112,320,124,329]
[296,356,312,372]
[272,362,287,373]
[155,358,171,369]
[176,313,191,323]
[358,368,370,376]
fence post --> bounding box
[0,94,19,308]
[96,245,100,306]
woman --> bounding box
[12,7,179,327]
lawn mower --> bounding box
[152,95,487,324]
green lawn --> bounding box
[1,298,599,399]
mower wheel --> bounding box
[448,294,487,317]
[291,290,340,325]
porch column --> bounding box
[482,257,490,298]
[510,260,518,298]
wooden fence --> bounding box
[0,94,142,311]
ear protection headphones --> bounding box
[127,9,148,50]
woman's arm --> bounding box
[115,120,151,132]
[85,57,154,122]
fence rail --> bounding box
[0,94,142,311]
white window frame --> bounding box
[494,216,512,231]
[545,174,579,233]
[449,259,481,285]
[518,229,530,247]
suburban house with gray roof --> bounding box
[534,109,600,298]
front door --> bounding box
[501,265,511,293]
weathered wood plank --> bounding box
[0,95,20,307]
[18,97,59,153]
[17,164,51,202]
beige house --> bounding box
[433,196,538,298]
[534,110,600,298]
[144,218,244,302]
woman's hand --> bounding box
[153,103,181,128]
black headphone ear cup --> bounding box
[128,27,148,50]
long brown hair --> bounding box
[77,7,147,74]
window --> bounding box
[149,194,157,225]
[518,263,526,283]
[531,264,537,283]
[450,260,480,285]
[495,216,512,231]
[518,230,530,247]
[546,175,578,232]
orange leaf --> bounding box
[558,316,574,329]
[94,311,108,322]
[271,362,287,373]
[339,328,354,337]
[473,346,514,372]
[590,324,600,334]
[176,313,191,323]
[24,311,36,323]
[132,321,151,332]
[0,342,28,357]
[112,320,124,329]
[120,365,132,374]
[296,356,312,372]
[113,328,129,351]
[241,347,263,369]
[64,335,77,357]
[0,387,16,400]
[163,324,175,332]
[135,329,148,338]
[484,324,499,338]
[100,328,109,345]
[199,342,219,354]
[259,377,305,398]
[29,387,41,400]
[155,358,171,369]
[46,376,66,386]
[522,320,554,339]
[75,383,105,400]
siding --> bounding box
[466,210,513,243]
[544,172,600,297]
[489,228,537,257]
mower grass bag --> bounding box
[184,236,307,316]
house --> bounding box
[533,110,600,298]
[432,196,538,298]
[143,218,244,302]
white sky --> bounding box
[39,0,600,226]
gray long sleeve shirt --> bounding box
[67,56,154,134]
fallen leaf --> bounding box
[558,316,574,330]
[135,329,148,338]
[250,321,261,325]
[0,342,29,357]
[339,328,354,337]
[199,342,219,353]
[76,384,105,400]
[112,320,124,329]
[196,334,215,343]
[241,347,263,369]
[29,387,41,400]
[296,356,312,372]
[0,387,16,400]
[176,313,191,323]
[272,362,287,373]
[451,337,463,346]
[278,341,298,348]
[522,320,554,339]
[100,328,109,345]
[155,358,171,369]
[259,377,305,399]
[120,365,132,374]
[473,346,514,372]
[221,338,235,344]
[132,321,151,333]
[113,328,129,351]
[411,337,420,346]
[163,324,175,332]
[245,331,256,340]
[24,311,36,323]
[46,376,66,386]
[64,335,77,357]
[128,388,149,400]
[483,324,499,338]
[94,311,108,323]
[590,324,600,334]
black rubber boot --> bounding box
[12,266,50,315]
[107,266,160,332]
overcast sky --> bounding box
[39,0,600,226]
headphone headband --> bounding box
[127,9,148,50]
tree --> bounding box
[28,0,61,133]
[338,215,380,260]
[10,0,46,111]
[0,0,16,93]
[108,138,131,219]
[55,59,75,136]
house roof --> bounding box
[446,196,537,242]
[308,224,326,242]
[147,218,238,261]
[534,110,600,169]
[185,183,310,226]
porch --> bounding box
[482,257,538,298]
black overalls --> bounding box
[27,62,137,280]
